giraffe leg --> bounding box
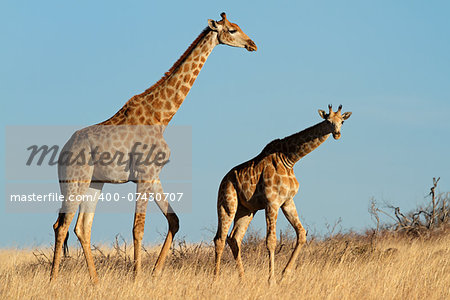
[132,210,148,279]
[50,178,91,282]
[50,211,76,281]
[132,181,151,279]
[73,182,103,284]
[214,180,238,281]
[281,199,306,277]
[265,204,279,286]
[132,212,147,279]
[227,206,254,278]
[151,181,179,277]
[133,180,178,278]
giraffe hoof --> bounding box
[281,269,291,278]
[268,277,276,286]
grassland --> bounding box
[1,229,449,300]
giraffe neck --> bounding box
[101,28,218,126]
[275,121,333,168]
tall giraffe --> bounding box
[50,12,257,283]
[214,105,352,284]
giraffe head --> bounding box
[318,105,352,140]
[208,12,257,51]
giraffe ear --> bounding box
[318,109,327,119]
[208,19,221,31]
[342,112,352,120]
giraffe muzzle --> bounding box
[245,40,257,51]
[332,132,341,140]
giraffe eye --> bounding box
[229,29,237,34]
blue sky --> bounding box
[1,1,449,247]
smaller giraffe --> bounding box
[214,105,352,284]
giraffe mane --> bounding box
[139,27,212,97]
[261,139,281,154]
[252,138,283,163]
[281,121,327,144]
[259,121,330,156]
[99,27,212,125]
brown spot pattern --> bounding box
[214,114,346,283]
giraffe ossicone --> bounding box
[213,105,352,284]
[50,12,257,284]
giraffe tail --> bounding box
[63,231,69,257]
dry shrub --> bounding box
[370,177,449,238]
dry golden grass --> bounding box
[1,231,449,299]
